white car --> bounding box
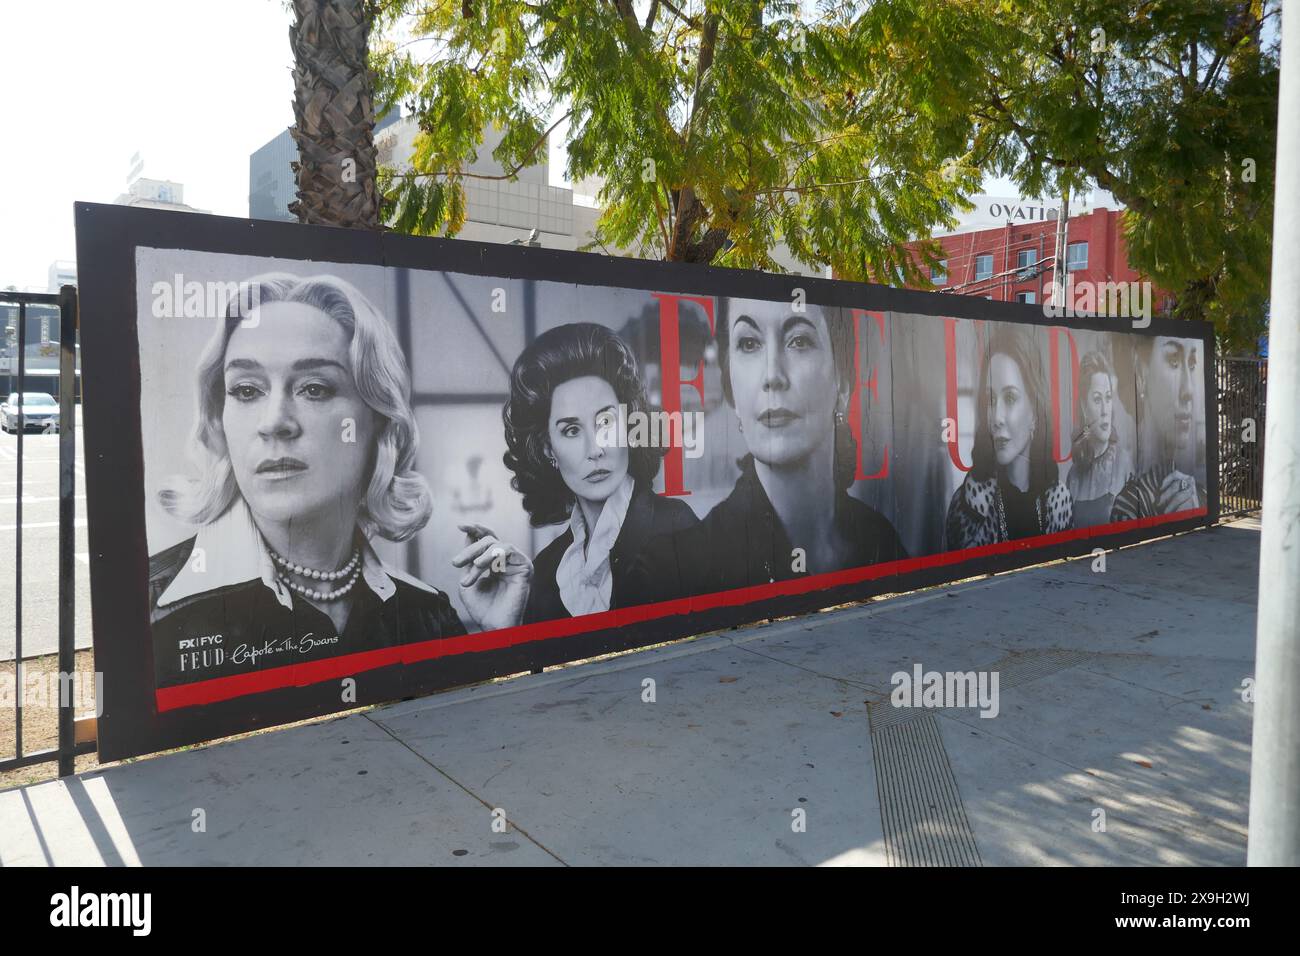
[1,392,60,433]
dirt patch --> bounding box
[1,647,99,790]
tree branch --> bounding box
[650,186,673,256]
[744,176,881,197]
[657,0,699,29]
[611,0,643,37]
[402,109,571,181]
[667,11,720,258]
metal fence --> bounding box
[1217,355,1267,519]
[0,287,89,777]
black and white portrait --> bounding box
[1111,334,1208,521]
[942,322,1074,549]
[141,256,465,688]
[1065,341,1137,528]
[130,245,1212,708]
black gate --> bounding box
[0,287,89,777]
[1217,355,1267,519]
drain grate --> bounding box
[867,695,928,732]
[867,647,1097,731]
[867,647,1097,866]
[985,647,1097,689]
[872,714,982,866]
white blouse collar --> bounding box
[556,474,635,617]
[155,496,432,610]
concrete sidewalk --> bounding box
[0,520,1260,866]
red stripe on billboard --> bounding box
[155,506,1207,712]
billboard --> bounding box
[75,204,1215,760]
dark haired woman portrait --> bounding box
[1111,335,1204,521]
[1067,349,1135,527]
[634,301,905,601]
[945,324,1073,549]
[452,322,699,628]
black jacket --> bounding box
[148,536,467,689]
[522,480,700,623]
[628,455,907,603]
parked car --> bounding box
[1,392,60,433]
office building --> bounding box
[898,193,1174,314]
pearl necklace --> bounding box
[268,547,362,602]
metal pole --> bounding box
[13,302,24,759]
[1247,1,1300,866]
[1052,187,1071,308]
[57,286,77,777]
[1002,221,1009,301]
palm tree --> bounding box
[288,0,381,229]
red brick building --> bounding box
[901,206,1173,313]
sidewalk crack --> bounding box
[364,713,568,866]
[733,643,890,697]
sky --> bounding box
[1,1,323,290]
[0,0,593,291]
[0,0,1021,292]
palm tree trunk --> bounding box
[288,0,381,229]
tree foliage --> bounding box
[372,0,1280,349]
[854,0,1280,349]
[373,0,974,280]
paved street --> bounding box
[0,405,92,662]
[0,518,1260,866]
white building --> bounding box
[373,115,604,252]
[252,114,814,272]
[114,177,207,213]
[934,189,1122,237]
[46,260,76,293]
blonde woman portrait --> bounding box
[148,273,466,688]
[1067,349,1135,527]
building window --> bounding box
[930,259,947,285]
[1016,248,1035,280]
[1016,291,1036,305]
[975,253,993,281]
[1067,241,1088,271]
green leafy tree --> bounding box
[372,0,975,279]
[854,0,1280,350]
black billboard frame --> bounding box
[74,201,1218,761]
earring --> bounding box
[835,409,847,426]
